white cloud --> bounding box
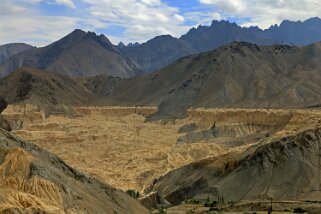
[2,0,321,47]
[81,0,189,43]
[199,0,321,29]
[174,14,185,22]
[54,0,75,8]
[184,11,224,26]
[139,0,161,6]
[200,0,244,13]
[0,16,77,46]
[0,0,192,46]
[0,0,105,46]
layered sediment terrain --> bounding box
[150,108,321,205]
[0,121,148,213]
[2,105,173,191]
[3,104,321,205]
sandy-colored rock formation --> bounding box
[0,128,148,213]
[3,104,321,205]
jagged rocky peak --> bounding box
[118,42,126,48]
[127,42,140,47]
[64,28,87,40]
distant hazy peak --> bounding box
[210,19,238,27]
[0,43,34,47]
[0,43,34,64]
[146,34,176,43]
[127,42,140,47]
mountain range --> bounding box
[2,40,321,119]
[2,17,321,77]
[0,30,141,78]
[99,41,321,118]
[2,16,321,213]
[121,17,321,72]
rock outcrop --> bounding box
[0,128,148,213]
[150,127,321,205]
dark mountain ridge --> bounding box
[121,34,195,72]
[2,41,321,119]
[0,30,141,78]
[2,17,321,76]
[122,17,321,72]
[0,67,99,115]
[88,41,321,119]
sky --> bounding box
[1,0,321,46]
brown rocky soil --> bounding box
[3,104,321,197]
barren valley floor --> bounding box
[3,105,321,196]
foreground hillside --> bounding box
[0,107,148,213]
[150,109,321,205]
[3,104,321,204]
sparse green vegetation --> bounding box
[185,198,202,204]
[126,189,140,199]
[204,200,217,207]
[209,207,219,211]
[220,195,225,204]
[157,207,167,214]
[294,207,306,213]
[216,192,225,205]
[228,201,236,205]
[304,200,321,203]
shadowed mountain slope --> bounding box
[0,30,141,78]
[3,42,321,119]
[266,17,321,45]
[121,35,196,72]
[0,43,34,64]
[0,67,99,115]
[150,127,321,205]
[97,41,321,118]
